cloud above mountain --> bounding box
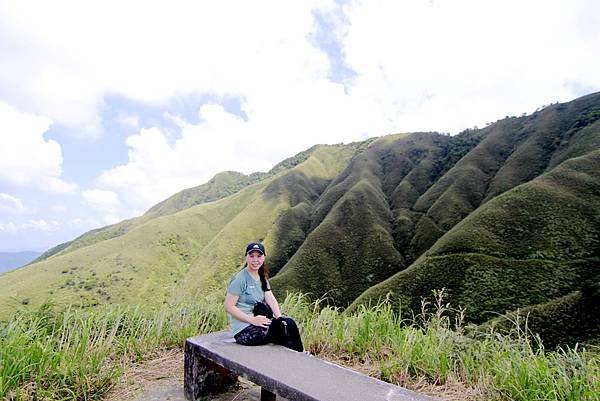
[0,102,75,194]
[1,0,599,249]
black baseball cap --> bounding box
[245,242,265,255]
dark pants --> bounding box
[234,317,304,352]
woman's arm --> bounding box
[224,293,271,328]
[264,291,282,318]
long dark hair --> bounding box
[243,260,270,292]
[258,263,270,292]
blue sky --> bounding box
[1,0,600,251]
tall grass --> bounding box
[282,290,600,401]
[0,294,226,400]
[1,291,598,400]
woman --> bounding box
[224,242,304,352]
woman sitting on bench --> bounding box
[224,242,304,352]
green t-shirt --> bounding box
[227,268,270,335]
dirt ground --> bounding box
[103,349,279,401]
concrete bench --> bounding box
[184,331,438,401]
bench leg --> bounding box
[184,341,238,400]
[261,387,277,401]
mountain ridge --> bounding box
[2,92,599,346]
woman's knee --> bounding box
[234,325,268,346]
[280,317,300,333]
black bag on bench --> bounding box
[252,301,273,319]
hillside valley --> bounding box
[1,92,599,347]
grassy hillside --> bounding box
[274,94,600,318]
[351,149,600,338]
[2,92,599,348]
[32,146,323,263]
[272,133,450,305]
[0,145,356,317]
[486,279,600,349]
[178,144,358,299]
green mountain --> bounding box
[0,144,357,315]
[32,146,322,263]
[1,92,599,346]
[350,150,599,317]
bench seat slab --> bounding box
[185,331,438,401]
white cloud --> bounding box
[0,193,24,213]
[0,219,60,233]
[52,204,68,213]
[115,113,140,130]
[1,1,598,139]
[82,189,120,208]
[81,188,121,220]
[0,101,75,193]
[340,0,600,132]
[27,219,61,232]
[67,217,101,228]
[2,0,600,233]
[95,94,374,215]
[0,1,332,137]
[97,108,252,213]
[0,222,17,233]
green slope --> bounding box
[485,278,600,348]
[272,133,451,305]
[2,92,599,348]
[0,144,355,317]
[33,146,324,263]
[269,94,600,343]
[351,149,600,328]
[409,93,600,260]
[178,144,358,299]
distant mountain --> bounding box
[0,251,42,273]
[1,92,598,346]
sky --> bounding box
[1,0,599,252]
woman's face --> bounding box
[246,251,265,272]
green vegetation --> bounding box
[272,133,451,305]
[1,92,599,354]
[0,144,355,317]
[2,293,598,400]
[33,144,333,264]
[353,150,600,346]
[485,282,600,349]
[0,295,226,400]
[292,291,600,401]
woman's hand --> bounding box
[250,315,272,328]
